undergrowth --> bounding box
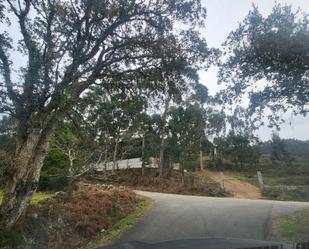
[1,185,140,249]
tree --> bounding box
[219,4,309,126]
[51,123,101,199]
[0,0,214,230]
[0,116,15,154]
[215,132,260,169]
[270,132,293,165]
[84,84,146,174]
[149,62,209,178]
[214,106,260,168]
[192,83,209,170]
[168,104,205,184]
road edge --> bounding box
[85,195,153,249]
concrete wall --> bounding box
[95,157,158,171]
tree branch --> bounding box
[0,45,18,105]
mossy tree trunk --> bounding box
[0,124,55,231]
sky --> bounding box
[198,0,309,141]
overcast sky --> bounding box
[199,0,309,141]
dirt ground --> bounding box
[202,170,262,199]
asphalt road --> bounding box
[117,191,309,243]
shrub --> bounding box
[8,186,139,249]
[39,174,68,191]
[206,157,237,171]
[263,187,309,202]
[39,150,69,191]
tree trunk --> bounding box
[200,140,203,171]
[180,162,185,186]
[0,126,54,231]
[158,131,165,178]
[158,95,171,178]
[141,132,145,176]
[66,177,77,201]
[112,134,119,175]
[103,143,108,176]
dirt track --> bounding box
[202,170,262,199]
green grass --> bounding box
[85,196,152,249]
[224,171,309,202]
[0,190,54,206]
[30,192,55,205]
[272,209,309,242]
[263,187,309,202]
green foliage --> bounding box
[0,116,15,154]
[270,132,294,165]
[212,106,260,170]
[193,83,209,104]
[219,4,309,125]
[39,139,70,191]
[0,227,25,249]
[206,157,238,171]
[263,187,309,202]
[0,134,15,153]
[0,190,54,206]
[214,133,260,169]
[261,138,309,163]
[168,104,206,167]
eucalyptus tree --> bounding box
[190,83,226,170]
[152,63,218,177]
[0,0,216,230]
[270,132,293,165]
[214,107,260,168]
[219,4,309,127]
[168,104,206,184]
[84,84,146,174]
[154,67,196,178]
[191,83,209,170]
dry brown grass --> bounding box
[96,170,227,197]
[14,185,140,249]
[135,176,225,196]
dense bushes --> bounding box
[39,150,69,191]
[205,157,259,171]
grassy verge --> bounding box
[263,187,309,202]
[0,190,54,205]
[272,209,309,242]
[226,171,309,202]
[85,195,152,249]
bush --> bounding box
[39,150,69,191]
[184,159,199,171]
[39,173,68,191]
[206,157,238,171]
[263,187,309,202]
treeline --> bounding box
[261,138,309,162]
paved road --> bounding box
[118,191,309,243]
